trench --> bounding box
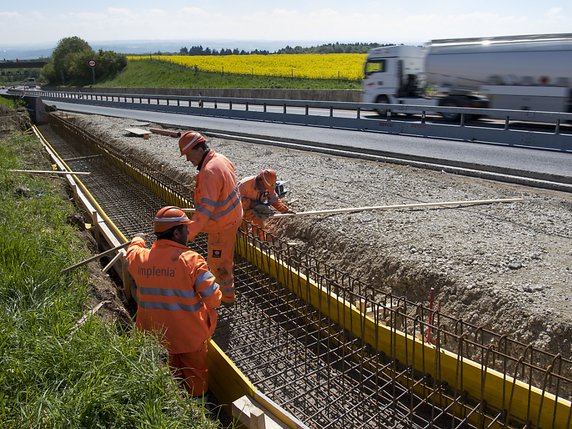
[39,113,572,429]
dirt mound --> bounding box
[0,105,31,133]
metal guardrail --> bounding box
[11,88,572,152]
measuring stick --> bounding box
[270,197,524,218]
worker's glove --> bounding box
[252,204,274,221]
[132,232,147,240]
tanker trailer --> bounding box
[362,33,572,120]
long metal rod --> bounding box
[9,169,91,175]
[61,241,129,273]
[271,197,524,218]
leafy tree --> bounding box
[47,36,93,84]
[41,36,127,86]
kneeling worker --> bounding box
[126,206,222,397]
[239,169,294,240]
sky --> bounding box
[0,0,570,48]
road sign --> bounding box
[88,59,96,68]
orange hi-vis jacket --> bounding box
[239,175,289,214]
[126,237,222,354]
[187,150,242,241]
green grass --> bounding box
[0,129,219,428]
[98,59,362,90]
[0,96,25,109]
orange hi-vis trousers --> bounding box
[206,221,241,304]
[169,342,208,397]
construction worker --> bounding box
[179,131,242,305]
[239,169,294,241]
[126,206,222,397]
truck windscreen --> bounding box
[364,59,386,76]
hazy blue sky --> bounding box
[1,0,570,46]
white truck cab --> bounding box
[362,45,427,105]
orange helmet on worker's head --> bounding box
[153,206,191,233]
[258,169,277,191]
[178,131,206,157]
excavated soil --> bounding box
[53,111,572,358]
[0,105,31,134]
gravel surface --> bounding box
[55,111,572,358]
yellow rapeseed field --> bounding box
[128,54,366,81]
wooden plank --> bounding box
[232,395,290,429]
[124,127,151,138]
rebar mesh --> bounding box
[44,113,572,429]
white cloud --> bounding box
[107,8,130,15]
[2,1,571,46]
[546,7,563,17]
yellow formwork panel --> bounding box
[238,240,572,429]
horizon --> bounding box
[0,38,401,61]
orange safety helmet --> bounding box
[178,131,206,157]
[258,169,277,190]
[153,206,192,233]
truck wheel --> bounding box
[375,95,390,117]
[440,101,460,122]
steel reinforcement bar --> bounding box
[43,112,572,428]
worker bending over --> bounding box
[179,131,242,305]
[239,169,294,241]
[126,206,222,397]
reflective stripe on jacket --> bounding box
[188,150,243,240]
[126,237,222,354]
[238,175,289,214]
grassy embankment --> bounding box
[97,58,362,90]
[0,103,219,428]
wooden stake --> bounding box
[70,301,110,334]
[102,249,126,274]
[62,242,130,273]
[270,197,524,218]
[9,169,91,176]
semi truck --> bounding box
[362,33,572,120]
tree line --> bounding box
[177,42,394,56]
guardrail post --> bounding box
[555,119,561,135]
[504,116,510,131]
